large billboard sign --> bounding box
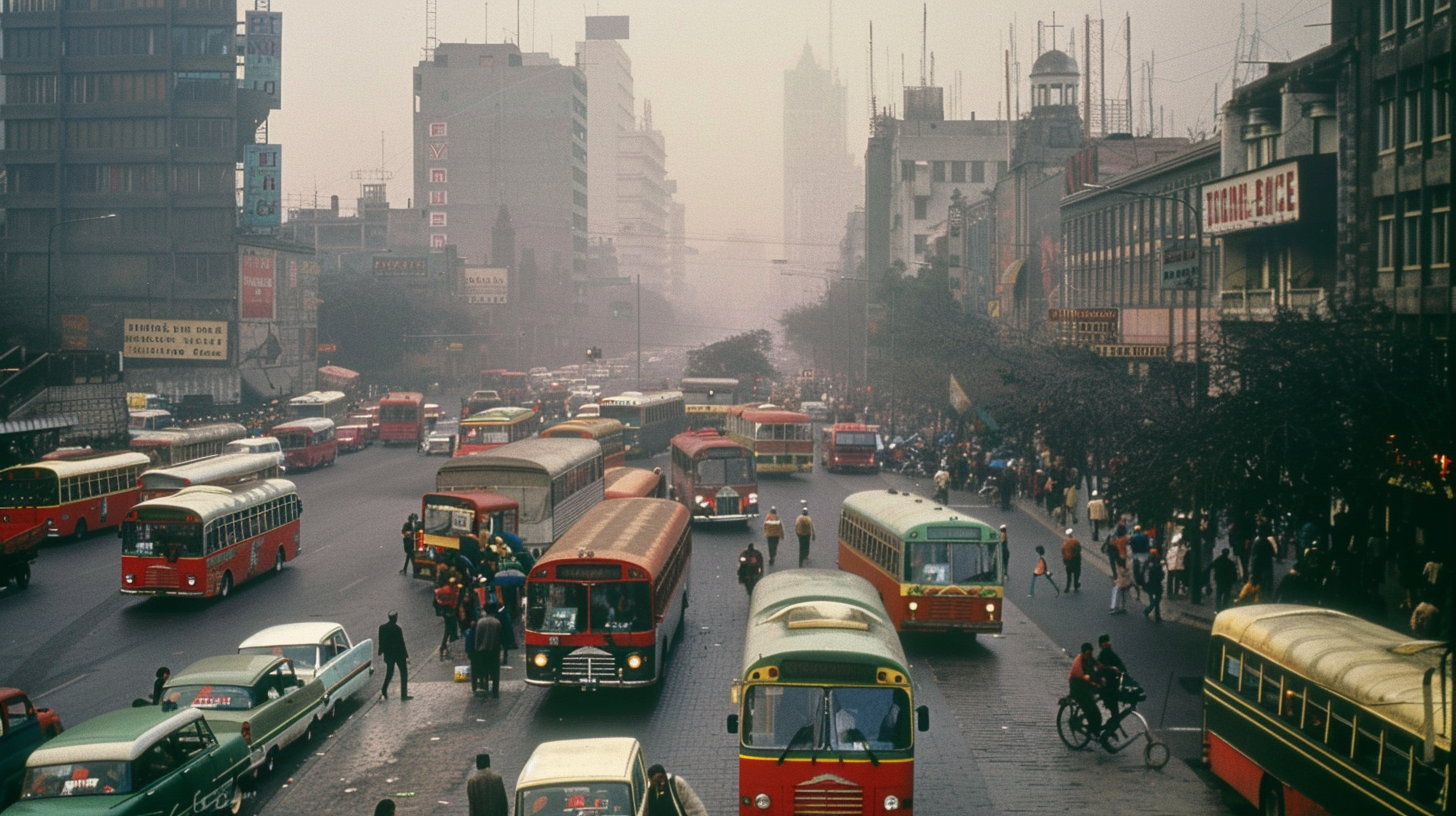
[124,319,228,360]
[462,267,508,304]
[243,11,282,108]
[240,250,276,320]
[1203,161,1300,235]
[374,256,428,277]
[242,144,281,229]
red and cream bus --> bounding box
[435,438,604,552]
[540,417,626,469]
[838,488,1005,635]
[120,479,302,598]
[603,467,667,500]
[286,390,351,424]
[129,422,247,467]
[377,391,426,445]
[500,371,531,406]
[270,417,338,471]
[669,430,758,524]
[0,452,150,540]
[820,422,880,473]
[138,453,284,501]
[524,498,691,688]
[725,405,813,474]
[456,406,538,457]
[412,490,520,582]
[729,569,930,815]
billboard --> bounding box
[374,256,427,277]
[462,267,508,304]
[242,144,281,229]
[1203,160,1300,235]
[1159,239,1201,289]
[240,250,276,320]
[124,319,229,361]
[243,11,282,108]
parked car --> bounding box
[336,424,370,453]
[161,654,325,776]
[1,688,63,807]
[9,707,248,815]
[515,737,650,816]
[420,430,455,456]
[237,623,373,720]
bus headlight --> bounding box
[186,575,197,587]
[884,794,900,810]
[533,652,549,668]
[748,492,758,503]
[985,602,996,613]
[626,653,643,670]
[754,793,771,810]
[907,601,918,612]
[124,573,134,585]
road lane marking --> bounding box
[34,673,89,701]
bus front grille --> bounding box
[714,494,741,516]
[144,565,179,588]
[793,778,863,815]
[560,648,615,683]
[923,595,982,621]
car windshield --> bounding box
[22,761,132,798]
[741,685,911,752]
[527,581,652,633]
[238,645,317,670]
[518,782,634,815]
[161,684,254,711]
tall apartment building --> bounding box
[578,19,633,252]
[783,44,858,271]
[413,42,588,305]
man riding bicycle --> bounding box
[1067,642,1104,739]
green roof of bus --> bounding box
[534,498,686,571]
[1212,604,1451,748]
[742,569,908,677]
[464,406,537,423]
[841,489,995,540]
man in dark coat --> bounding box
[1212,548,1241,612]
[471,608,503,696]
[378,610,411,700]
[466,753,508,816]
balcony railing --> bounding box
[1219,288,1327,319]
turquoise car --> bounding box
[10,707,249,814]
[162,654,325,776]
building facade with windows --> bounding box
[784,44,859,274]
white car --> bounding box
[237,622,373,719]
[421,430,455,455]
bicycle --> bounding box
[1056,677,1170,769]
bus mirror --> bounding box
[729,680,742,706]
[726,714,739,734]
[915,705,930,732]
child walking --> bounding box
[1030,545,1061,597]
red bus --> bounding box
[541,417,626,469]
[129,422,247,467]
[120,478,303,598]
[669,430,758,523]
[0,452,150,540]
[413,490,520,582]
[479,369,508,392]
[603,467,666,500]
[820,422,880,473]
[138,453,283,501]
[729,569,929,815]
[725,404,813,474]
[269,417,338,471]
[525,498,691,688]
[377,391,426,445]
[500,371,531,406]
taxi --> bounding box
[10,707,249,815]
[160,655,324,776]
[515,737,648,816]
[237,623,373,720]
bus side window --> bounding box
[1301,688,1329,741]
[1221,647,1242,691]
[1352,719,1384,776]
[1258,664,1282,714]
[1326,697,1356,758]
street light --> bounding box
[46,213,118,351]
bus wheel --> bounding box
[273,548,285,572]
[1259,778,1285,816]
[14,564,31,590]
[72,519,88,540]
[219,573,233,598]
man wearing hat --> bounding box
[761,507,784,566]
[400,512,421,574]
[794,506,816,568]
[378,610,411,700]
[1061,528,1083,593]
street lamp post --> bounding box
[45,213,118,351]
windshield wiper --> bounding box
[832,729,879,766]
[776,724,814,765]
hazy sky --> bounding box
[270,0,1330,256]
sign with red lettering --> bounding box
[1202,161,1301,235]
[240,251,276,319]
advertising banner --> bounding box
[240,250,276,320]
[1160,239,1201,289]
[124,319,229,360]
[243,11,282,108]
[1203,160,1300,235]
[462,267,508,304]
[374,256,427,277]
[242,144,281,229]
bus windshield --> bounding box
[122,521,203,558]
[905,540,999,584]
[742,685,911,751]
[598,405,639,427]
[834,432,878,448]
[423,501,476,537]
[696,457,752,485]
[527,581,652,633]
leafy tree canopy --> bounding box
[686,329,778,383]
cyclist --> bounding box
[1067,642,1104,740]
[1095,634,1130,723]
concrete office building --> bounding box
[784,44,859,272]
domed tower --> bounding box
[1029,49,1079,111]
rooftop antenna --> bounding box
[868,21,876,122]
[920,3,927,86]
[423,0,437,59]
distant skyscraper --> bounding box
[783,45,859,271]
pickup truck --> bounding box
[0,524,45,590]
[0,688,63,806]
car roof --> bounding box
[516,738,640,788]
[170,654,288,686]
[28,708,206,765]
[237,622,343,650]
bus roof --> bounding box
[436,438,602,490]
[422,490,519,513]
[732,405,809,424]
[288,390,347,405]
[602,467,662,499]
[680,377,739,389]
[543,417,624,440]
[270,417,336,433]
[830,422,875,432]
[129,422,247,446]
[139,454,277,491]
[463,406,537,423]
[599,391,682,407]
[534,498,687,573]
[670,429,747,458]
[131,478,297,523]
[381,391,424,402]
[3,451,151,479]
[841,489,995,541]
[742,569,908,678]
[1212,605,1451,745]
